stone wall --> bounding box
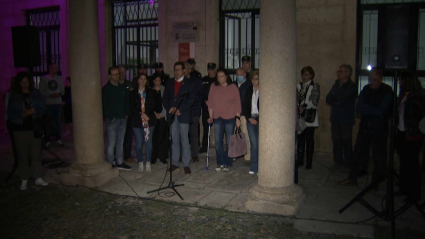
[158,0,220,76]
[296,0,357,153]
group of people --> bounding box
[7,57,424,200]
[102,56,262,175]
[5,63,72,190]
[324,64,424,203]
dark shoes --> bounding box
[338,179,358,186]
[198,147,206,153]
[170,165,179,172]
[192,156,199,163]
[160,159,168,164]
[184,167,191,174]
[116,163,132,170]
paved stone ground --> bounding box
[1,130,425,238]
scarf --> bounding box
[139,89,149,141]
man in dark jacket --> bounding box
[326,64,357,168]
[149,62,170,87]
[184,61,204,162]
[187,58,202,79]
[162,62,196,174]
[338,68,393,186]
[234,67,252,163]
[199,63,217,153]
[241,55,252,79]
[102,66,131,170]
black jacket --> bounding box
[405,89,425,139]
[326,80,357,125]
[234,80,253,116]
[242,86,259,119]
[129,88,161,128]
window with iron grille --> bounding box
[357,0,425,95]
[220,0,260,78]
[112,0,158,81]
[27,7,60,88]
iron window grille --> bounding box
[220,0,260,79]
[27,7,61,88]
[112,0,158,81]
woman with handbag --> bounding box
[397,71,423,202]
[129,74,159,172]
[243,70,260,175]
[7,71,48,190]
[296,66,320,169]
[151,75,168,164]
[208,68,241,172]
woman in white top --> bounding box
[296,66,320,169]
[242,70,260,174]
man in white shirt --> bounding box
[39,63,64,147]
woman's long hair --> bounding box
[133,74,150,92]
[11,71,33,94]
[215,68,233,86]
[399,71,422,102]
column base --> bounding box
[61,161,119,187]
[245,183,305,215]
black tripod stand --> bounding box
[147,93,186,200]
[41,146,70,169]
[339,71,425,239]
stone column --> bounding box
[245,0,305,215]
[61,0,119,187]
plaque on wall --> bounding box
[172,21,199,42]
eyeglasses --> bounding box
[337,70,348,74]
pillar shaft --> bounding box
[61,0,118,187]
[245,0,305,215]
[69,0,104,164]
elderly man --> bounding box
[339,68,393,186]
[234,67,252,163]
[326,64,357,168]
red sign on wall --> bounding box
[178,43,190,62]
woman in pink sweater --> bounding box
[208,68,241,172]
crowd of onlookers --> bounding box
[4,58,425,203]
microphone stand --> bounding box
[147,92,186,200]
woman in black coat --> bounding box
[242,70,260,174]
[129,74,161,172]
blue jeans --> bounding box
[46,104,62,140]
[132,126,155,163]
[171,117,191,167]
[105,118,127,165]
[214,117,235,167]
[246,116,259,173]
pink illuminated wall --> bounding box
[0,0,109,130]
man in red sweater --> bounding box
[162,62,196,174]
